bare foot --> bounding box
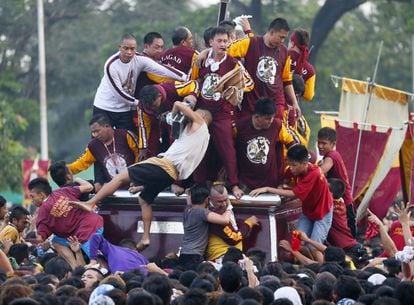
[171,184,185,196]
[129,185,144,194]
[136,239,150,252]
[69,200,94,212]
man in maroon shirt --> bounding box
[236,97,298,191]
[327,178,364,261]
[136,80,199,159]
[318,127,356,237]
[191,26,252,199]
[227,18,300,120]
[134,32,165,97]
[161,26,198,75]
[288,28,315,102]
[28,177,103,259]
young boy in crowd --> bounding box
[327,178,367,264]
[250,144,333,261]
[317,127,356,237]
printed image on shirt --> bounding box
[201,73,221,100]
[246,136,270,164]
[256,56,277,84]
[104,153,128,177]
[122,70,135,95]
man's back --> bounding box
[324,150,353,206]
[181,206,209,256]
[161,122,210,180]
[36,186,103,243]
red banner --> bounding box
[367,166,401,219]
[22,159,49,205]
[335,124,391,199]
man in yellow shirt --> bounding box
[68,114,139,191]
[0,206,30,244]
[206,183,259,261]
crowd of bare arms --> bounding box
[0,16,413,305]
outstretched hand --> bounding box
[68,236,81,253]
[367,209,383,227]
[232,185,244,200]
[394,201,413,225]
[297,231,310,242]
[249,187,268,197]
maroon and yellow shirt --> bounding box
[161,46,199,74]
[228,36,291,113]
[289,50,315,101]
[236,117,298,189]
[36,186,103,243]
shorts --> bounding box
[128,163,174,204]
[51,227,104,258]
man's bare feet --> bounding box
[129,185,144,194]
[69,201,94,212]
[171,184,185,196]
[136,239,150,252]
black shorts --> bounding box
[93,106,136,132]
[128,163,174,204]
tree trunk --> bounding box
[309,0,366,64]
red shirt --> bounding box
[389,221,414,250]
[290,163,333,220]
[324,150,353,206]
[327,198,358,249]
[289,50,315,82]
[36,186,103,243]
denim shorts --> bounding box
[296,208,333,248]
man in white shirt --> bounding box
[93,33,187,132]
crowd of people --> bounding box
[1,15,414,305]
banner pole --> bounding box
[350,41,383,197]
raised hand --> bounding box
[68,236,81,253]
[367,209,383,227]
[394,202,413,226]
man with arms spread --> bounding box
[68,114,139,191]
[93,33,186,131]
[71,101,212,251]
